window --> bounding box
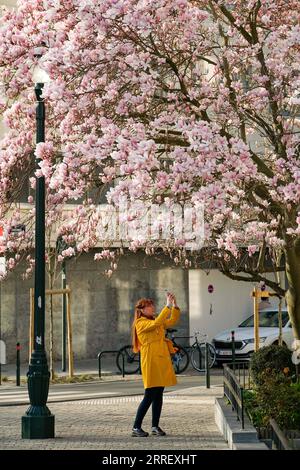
[239,310,289,328]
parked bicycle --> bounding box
[116,328,215,375]
[116,331,190,375]
[165,329,190,374]
[116,344,140,375]
[167,329,216,372]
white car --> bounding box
[212,307,294,363]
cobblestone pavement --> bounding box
[0,386,228,450]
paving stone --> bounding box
[0,386,228,450]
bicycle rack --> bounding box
[97,350,125,378]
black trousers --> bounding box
[133,386,164,429]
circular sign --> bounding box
[208,284,214,294]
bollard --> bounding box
[16,342,21,386]
[231,330,236,371]
[205,342,210,389]
[121,352,124,378]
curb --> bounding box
[214,397,269,450]
[0,392,145,407]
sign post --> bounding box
[252,287,270,352]
[254,286,260,352]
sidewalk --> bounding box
[1,357,222,382]
[0,385,229,450]
[1,357,122,380]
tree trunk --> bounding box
[284,239,300,340]
[278,296,283,346]
[275,250,283,345]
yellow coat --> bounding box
[135,306,180,389]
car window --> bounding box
[239,311,289,328]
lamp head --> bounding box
[32,64,50,85]
[32,45,50,84]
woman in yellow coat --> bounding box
[131,292,180,437]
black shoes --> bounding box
[132,428,149,437]
[131,427,166,437]
[151,426,166,436]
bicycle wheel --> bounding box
[191,342,216,372]
[116,345,140,374]
[171,345,190,374]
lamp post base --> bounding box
[22,349,55,439]
[22,414,55,439]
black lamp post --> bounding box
[22,60,55,438]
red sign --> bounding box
[208,284,214,294]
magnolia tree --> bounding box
[0,1,300,342]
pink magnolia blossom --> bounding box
[0,0,299,297]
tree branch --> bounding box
[221,268,286,297]
[211,1,253,44]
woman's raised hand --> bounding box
[166,292,177,307]
[172,294,178,308]
[166,292,173,307]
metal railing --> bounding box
[223,363,245,428]
[233,361,252,390]
[258,419,293,450]
[97,350,125,378]
[225,363,294,448]
[225,360,295,449]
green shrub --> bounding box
[243,390,265,428]
[244,374,300,430]
[245,347,300,431]
[291,381,300,393]
[250,344,295,386]
[255,371,300,430]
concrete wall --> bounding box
[1,253,287,363]
[0,250,189,362]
